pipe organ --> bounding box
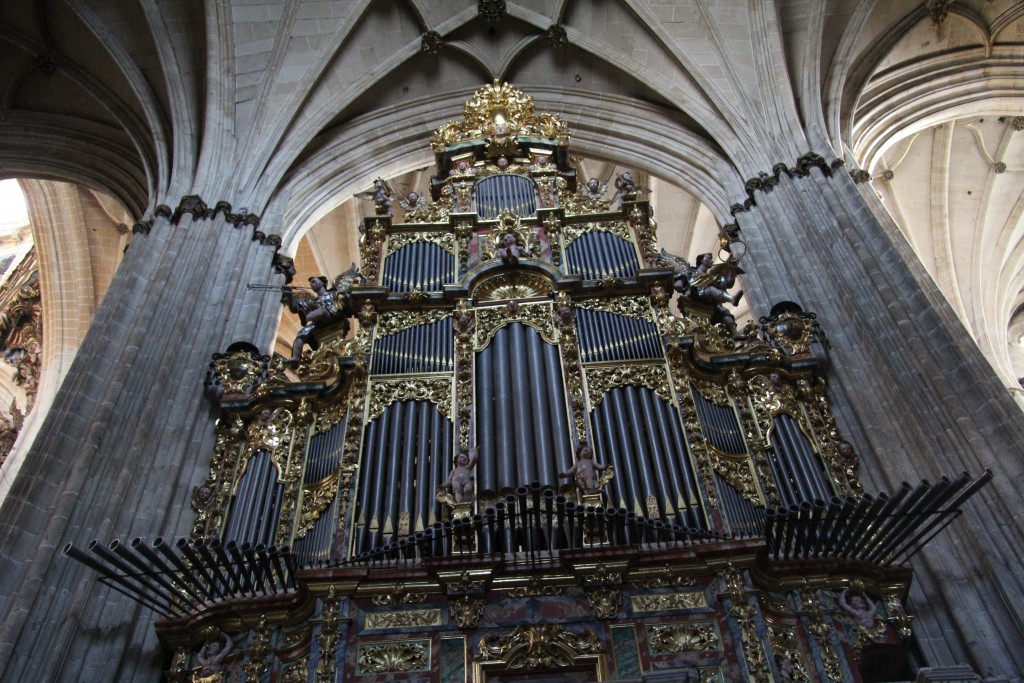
[67,83,990,683]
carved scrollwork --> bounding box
[666,354,719,508]
[367,376,453,422]
[243,616,271,681]
[403,197,451,224]
[386,231,456,257]
[365,609,441,630]
[371,582,428,606]
[709,449,760,502]
[359,219,387,284]
[315,588,341,683]
[280,656,309,683]
[475,302,558,351]
[450,596,485,628]
[766,623,811,683]
[630,206,658,268]
[586,587,621,620]
[586,363,673,408]
[206,349,268,397]
[477,625,602,670]
[313,398,348,434]
[724,568,771,681]
[191,416,246,538]
[295,468,340,539]
[376,309,451,338]
[562,221,631,248]
[647,622,720,654]
[357,641,429,673]
[799,588,842,680]
[576,296,654,323]
[630,592,708,613]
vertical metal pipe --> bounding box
[508,324,535,488]
[526,327,554,486]
[493,328,515,491]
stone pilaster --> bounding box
[737,170,1024,675]
[0,212,283,682]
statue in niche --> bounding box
[559,443,612,494]
[194,632,233,682]
[657,249,745,334]
[355,178,393,215]
[284,265,360,364]
[611,171,650,207]
[439,450,478,504]
[839,588,878,629]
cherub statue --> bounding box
[439,451,478,504]
[611,171,650,207]
[196,632,233,679]
[355,178,393,215]
[577,176,608,202]
[284,266,360,364]
[839,588,878,629]
[559,444,610,494]
[397,191,425,214]
[497,232,524,266]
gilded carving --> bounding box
[724,568,771,681]
[276,401,313,546]
[315,587,341,683]
[647,622,719,654]
[295,468,340,539]
[313,397,348,434]
[191,416,245,538]
[359,219,387,284]
[242,616,270,681]
[241,407,294,476]
[454,299,475,449]
[365,609,441,630]
[630,206,658,268]
[667,356,719,508]
[432,81,569,151]
[371,582,428,606]
[562,220,631,248]
[631,565,697,589]
[167,647,189,683]
[474,302,558,351]
[800,588,843,681]
[480,211,541,264]
[884,594,913,639]
[366,376,453,422]
[403,197,451,224]
[553,293,587,440]
[280,656,309,683]
[376,309,451,338]
[504,576,563,598]
[559,190,612,216]
[542,214,563,265]
[386,231,456,257]
[708,449,760,502]
[766,623,810,683]
[357,641,429,673]
[477,625,602,669]
[586,363,672,408]
[586,587,621,620]
[450,596,485,628]
[801,379,862,495]
[207,349,267,397]
[341,368,369,469]
[576,296,654,323]
[630,592,708,613]
[473,272,552,303]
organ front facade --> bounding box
[67,83,988,683]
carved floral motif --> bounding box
[477,625,602,669]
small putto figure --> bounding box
[559,443,610,494]
[439,450,478,504]
[356,178,393,215]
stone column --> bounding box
[0,212,283,682]
[738,170,1024,676]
